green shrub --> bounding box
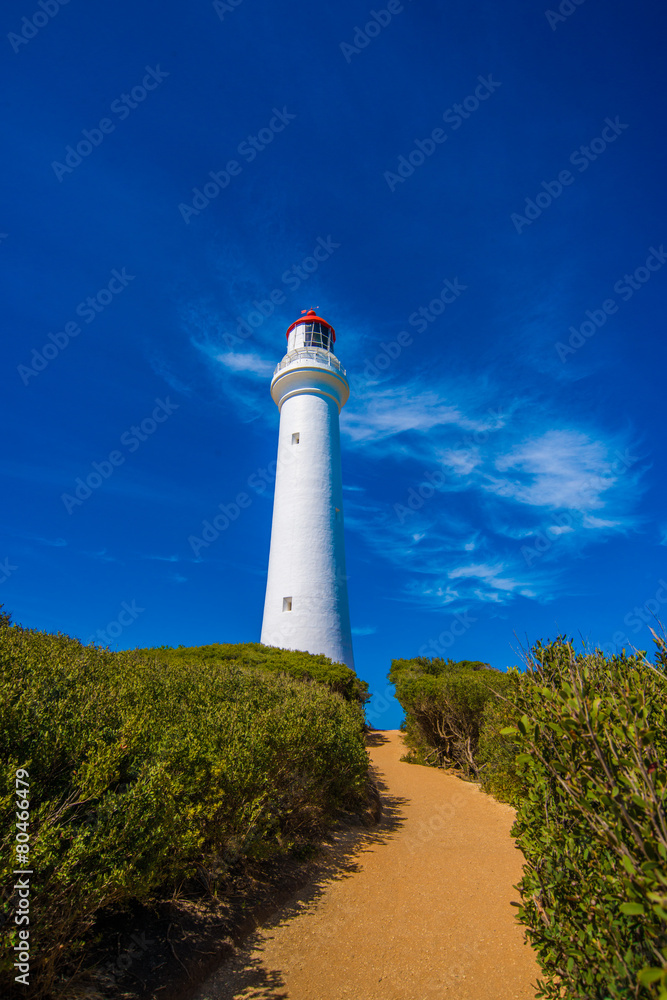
[476,681,524,805]
[0,614,368,998]
[502,636,667,1000]
[389,657,511,776]
[140,640,369,705]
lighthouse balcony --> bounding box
[273,347,346,377]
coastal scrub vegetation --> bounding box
[0,609,369,998]
[392,638,667,998]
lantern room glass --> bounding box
[303,321,331,351]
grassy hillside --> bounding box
[0,610,369,998]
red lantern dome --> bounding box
[286,308,336,343]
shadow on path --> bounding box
[189,733,409,1000]
[195,957,289,1000]
[365,728,393,748]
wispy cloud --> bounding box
[215,351,275,377]
[583,515,623,530]
[185,306,269,421]
[342,382,506,445]
[3,529,68,548]
[35,535,67,547]
[148,351,192,394]
[341,380,645,609]
[347,495,549,608]
[447,561,538,600]
[487,430,630,510]
[407,566,542,607]
[83,549,120,563]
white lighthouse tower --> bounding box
[260,309,354,669]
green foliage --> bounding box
[389,657,511,776]
[476,677,524,805]
[391,637,667,997]
[140,640,370,705]
[504,636,667,1000]
[0,616,368,997]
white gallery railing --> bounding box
[273,348,346,377]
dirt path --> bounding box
[192,730,538,1000]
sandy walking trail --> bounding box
[192,730,538,1000]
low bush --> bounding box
[140,640,369,705]
[389,657,511,776]
[0,612,369,998]
[502,636,667,999]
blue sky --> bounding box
[2,0,666,728]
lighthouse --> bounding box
[260,309,354,669]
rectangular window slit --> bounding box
[283,597,292,612]
[292,432,300,445]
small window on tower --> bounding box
[283,597,292,612]
[292,432,300,445]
